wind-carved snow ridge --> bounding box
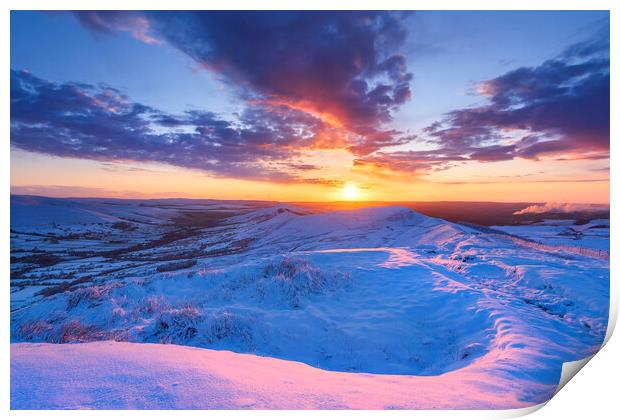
[10,200,610,409]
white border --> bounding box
[1,0,618,10]
[1,1,617,419]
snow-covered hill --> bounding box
[10,198,610,409]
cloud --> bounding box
[424,27,609,161]
[356,26,609,177]
[301,178,347,188]
[73,11,414,154]
[73,11,161,44]
[514,202,609,215]
[10,69,340,183]
[435,178,609,186]
[353,149,466,177]
[14,13,610,187]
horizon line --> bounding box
[8,193,611,207]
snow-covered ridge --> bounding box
[221,205,469,256]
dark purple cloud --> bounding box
[10,69,336,182]
[357,28,609,176]
[73,11,414,153]
[424,29,610,161]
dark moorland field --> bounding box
[295,201,610,226]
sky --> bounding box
[10,11,610,203]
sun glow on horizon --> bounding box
[341,183,361,201]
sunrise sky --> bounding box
[10,11,610,203]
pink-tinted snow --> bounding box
[11,341,552,409]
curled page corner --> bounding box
[551,294,619,400]
[554,355,595,396]
[498,402,548,419]
[603,298,618,346]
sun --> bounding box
[342,183,360,200]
